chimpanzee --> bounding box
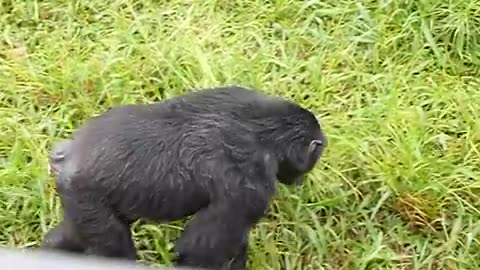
[40,86,328,270]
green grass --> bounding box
[1,0,480,269]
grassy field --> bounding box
[1,0,479,269]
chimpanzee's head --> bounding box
[275,110,327,186]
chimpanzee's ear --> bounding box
[308,139,323,153]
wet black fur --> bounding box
[40,86,327,270]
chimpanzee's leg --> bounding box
[226,239,248,270]
[41,219,85,253]
[59,187,137,260]
[174,197,265,270]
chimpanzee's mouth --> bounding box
[47,163,59,176]
[294,175,304,186]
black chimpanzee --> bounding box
[41,86,328,270]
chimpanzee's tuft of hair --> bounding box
[41,86,327,270]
